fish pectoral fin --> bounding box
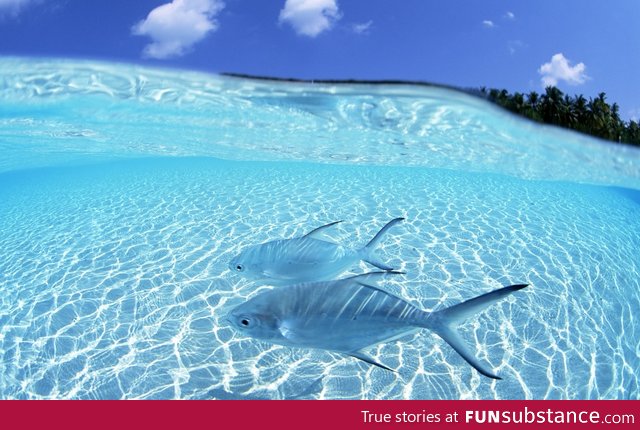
[303,220,342,241]
[347,351,395,372]
[278,321,302,342]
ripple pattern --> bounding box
[0,158,638,399]
[1,58,640,190]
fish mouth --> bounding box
[223,314,234,327]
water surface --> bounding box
[0,59,639,399]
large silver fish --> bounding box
[229,218,404,285]
[227,272,528,379]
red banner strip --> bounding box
[1,400,637,430]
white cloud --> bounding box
[132,0,224,59]
[0,0,36,16]
[508,40,525,55]
[504,11,515,20]
[482,20,494,28]
[352,20,372,35]
[538,53,589,87]
[0,0,29,7]
[279,0,341,37]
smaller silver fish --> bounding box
[228,272,528,379]
[229,217,404,285]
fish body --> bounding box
[229,218,404,285]
[228,272,528,379]
[229,236,358,285]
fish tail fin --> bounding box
[420,284,528,380]
[362,217,404,270]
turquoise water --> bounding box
[1,58,639,399]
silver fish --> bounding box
[229,218,404,285]
[227,272,528,379]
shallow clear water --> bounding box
[1,58,639,399]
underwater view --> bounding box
[0,58,639,400]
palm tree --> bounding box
[563,94,577,127]
[610,103,623,142]
[625,120,640,143]
[588,93,610,139]
[475,86,639,146]
[573,95,588,132]
[526,91,542,121]
[540,86,565,125]
[527,91,539,108]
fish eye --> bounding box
[235,264,244,272]
[240,318,250,327]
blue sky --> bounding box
[1,0,639,120]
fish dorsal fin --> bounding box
[303,220,343,240]
[354,280,402,299]
[347,351,395,372]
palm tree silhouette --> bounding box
[479,86,638,146]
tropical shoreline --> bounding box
[478,87,640,147]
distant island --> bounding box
[477,86,640,147]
